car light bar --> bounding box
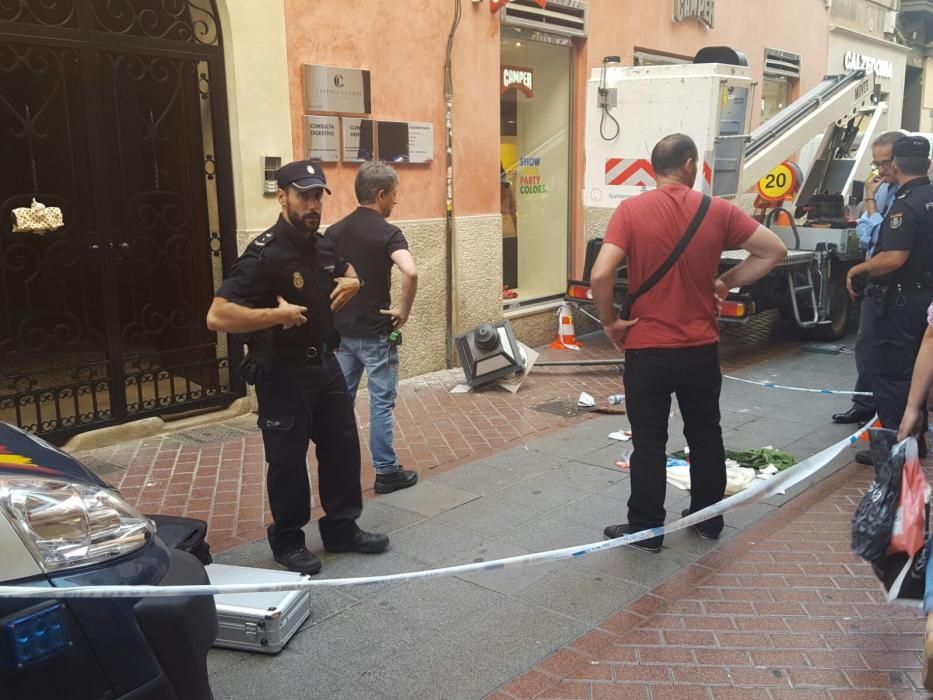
[3,604,70,671]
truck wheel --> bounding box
[808,278,852,340]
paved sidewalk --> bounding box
[488,460,929,700]
[75,316,797,552]
[71,314,924,699]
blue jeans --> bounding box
[336,335,400,475]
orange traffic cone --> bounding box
[549,302,582,350]
[857,416,882,442]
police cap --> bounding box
[276,160,332,193]
[893,135,931,159]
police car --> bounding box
[0,422,215,700]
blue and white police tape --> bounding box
[722,375,872,397]
[0,420,874,600]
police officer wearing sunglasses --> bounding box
[847,136,933,454]
[207,161,389,575]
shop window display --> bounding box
[499,38,571,304]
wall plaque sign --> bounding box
[303,64,371,114]
[303,115,340,162]
[342,118,375,162]
[408,122,434,163]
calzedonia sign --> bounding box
[502,66,534,98]
[844,51,894,80]
[673,0,714,29]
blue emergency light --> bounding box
[4,603,69,671]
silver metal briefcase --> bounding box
[207,563,311,654]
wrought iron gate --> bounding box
[0,1,243,443]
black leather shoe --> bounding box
[681,509,722,540]
[855,450,873,466]
[324,529,389,554]
[273,547,322,575]
[832,407,874,424]
[603,523,662,553]
[374,467,419,494]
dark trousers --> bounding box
[872,292,932,431]
[623,343,726,539]
[255,354,363,554]
[852,299,876,413]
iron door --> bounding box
[0,1,242,442]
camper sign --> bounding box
[673,0,714,28]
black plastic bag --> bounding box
[851,428,903,561]
[871,522,929,602]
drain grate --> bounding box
[170,421,257,446]
[530,399,592,418]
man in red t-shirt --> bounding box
[591,133,786,552]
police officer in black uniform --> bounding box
[207,160,389,575]
[847,135,933,449]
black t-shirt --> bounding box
[325,207,409,337]
[876,177,933,288]
[216,215,349,348]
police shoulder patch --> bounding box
[251,230,276,248]
[890,212,903,229]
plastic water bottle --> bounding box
[608,394,625,405]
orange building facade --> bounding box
[224,0,835,378]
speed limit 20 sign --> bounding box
[757,161,800,202]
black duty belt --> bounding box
[893,281,932,294]
[275,342,336,367]
[868,281,931,297]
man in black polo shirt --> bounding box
[326,162,419,494]
[206,160,389,575]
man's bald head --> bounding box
[651,134,699,179]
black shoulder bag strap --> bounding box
[619,194,711,320]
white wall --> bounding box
[217,0,293,247]
[827,31,909,132]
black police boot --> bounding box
[681,509,723,541]
[273,547,322,576]
[832,407,874,424]
[374,467,419,494]
[323,529,389,555]
[603,523,662,553]
[855,450,873,466]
